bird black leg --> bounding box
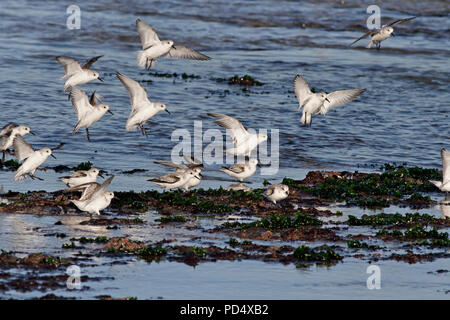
[86,128,91,142]
[29,174,44,181]
[377,42,381,50]
[1,151,5,164]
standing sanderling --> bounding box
[350,17,416,49]
[294,74,365,126]
[12,136,56,181]
[135,19,210,70]
[56,56,104,93]
[208,113,268,157]
[148,168,202,191]
[0,123,34,163]
[68,87,113,141]
[220,158,259,182]
[154,155,204,191]
[264,184,289,204]
[116,72,170,136]
[59,167,103,188]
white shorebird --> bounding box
[154,155,203,191]
[220,158,259,182]
[69,87,113,141]
[208,113,268,157]
[0,123,34,163]
[13,136,56,181]
[264,184,289,204]
[116,72,170,137]
[56,56,104,93]
[148,168,202,191]
[350,17,416,49]
[225,183,252,192]
[135,19,210,70]
[430,148,450,198]
[67,176,114,215]
[293,74,366,126]
[59,167,103,188]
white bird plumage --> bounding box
[1,123,33,162]
[220,158,259,182]
[13,136,55,181]
[68,176,114,215]
[69,87,112,141]
[350,17,416,49]
[430,148,450,196]
[116,72,170,137]
[59,167,103,188]
[154,155,203,191]
[136,19,210,70]
[148,168,202,191]
[293,74,366,125]
[264,184,289,204]
[56,56,103,92]
[208,113,268,157]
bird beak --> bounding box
[165,109,171,115]
[325,98,330,103]
[98,77,104,82]
[391,32,395,37]
[99,173,104,178]
[50,154,57,159]
[257,163,261,168]
[30,131,36,136]
[107,110,114,115]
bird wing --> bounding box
[69,87,94,120]
[223,163,246,174]
[81,55,103,69]
[165,46,210,60]
[61,170,88,179]
[265,186,275,196]
[64,182,100,201]
[87,176,114,203]
[0,123,19,137]
[116,72,149,114]
[350,30,379,46]
[184,154,202,165]
[136,19,161,49]
[293,74,313,110]
[154,161,188,170]
[207,113,249,147]
[321,89,366,114]
[387,16,416,27]
[56,56,83,77]
[442,149,450,185]
[89,91,103,106]
[150,173,182,184]
[13,135,34,161]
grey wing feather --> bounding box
[13,135,34,161]
[56,56,82,77]
[81,55,103,69]
[293,74,312,109]
[321,89,366,114]
[223,163,246,174]
[165,46,210,60]
[387,16,416,27]
[350,30,379,46]
[154,161,188,170]
[0,123,19,136]
[136,19,161,49]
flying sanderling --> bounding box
[56,56,104,93]
[67,176,114,215]
[154,155,203,191]
[294,74,365,126]
[264,184,289,204]
[220,158,259,182]
[12,136,56,181]
[0,123,34,163]
[59,167,103,188]
[135,19,210,70]
[69,87,113,141]
[208,113,268,157]
[350,17,416,49]
[148,168,202,191]
[116,72,170,136]
[430,148,450,198]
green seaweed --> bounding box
[294,245,342,262]
[223,212,322,229]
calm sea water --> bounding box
[0,0,449,299]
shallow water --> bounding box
[0,0,449,299]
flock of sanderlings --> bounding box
[2,16,439,216]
